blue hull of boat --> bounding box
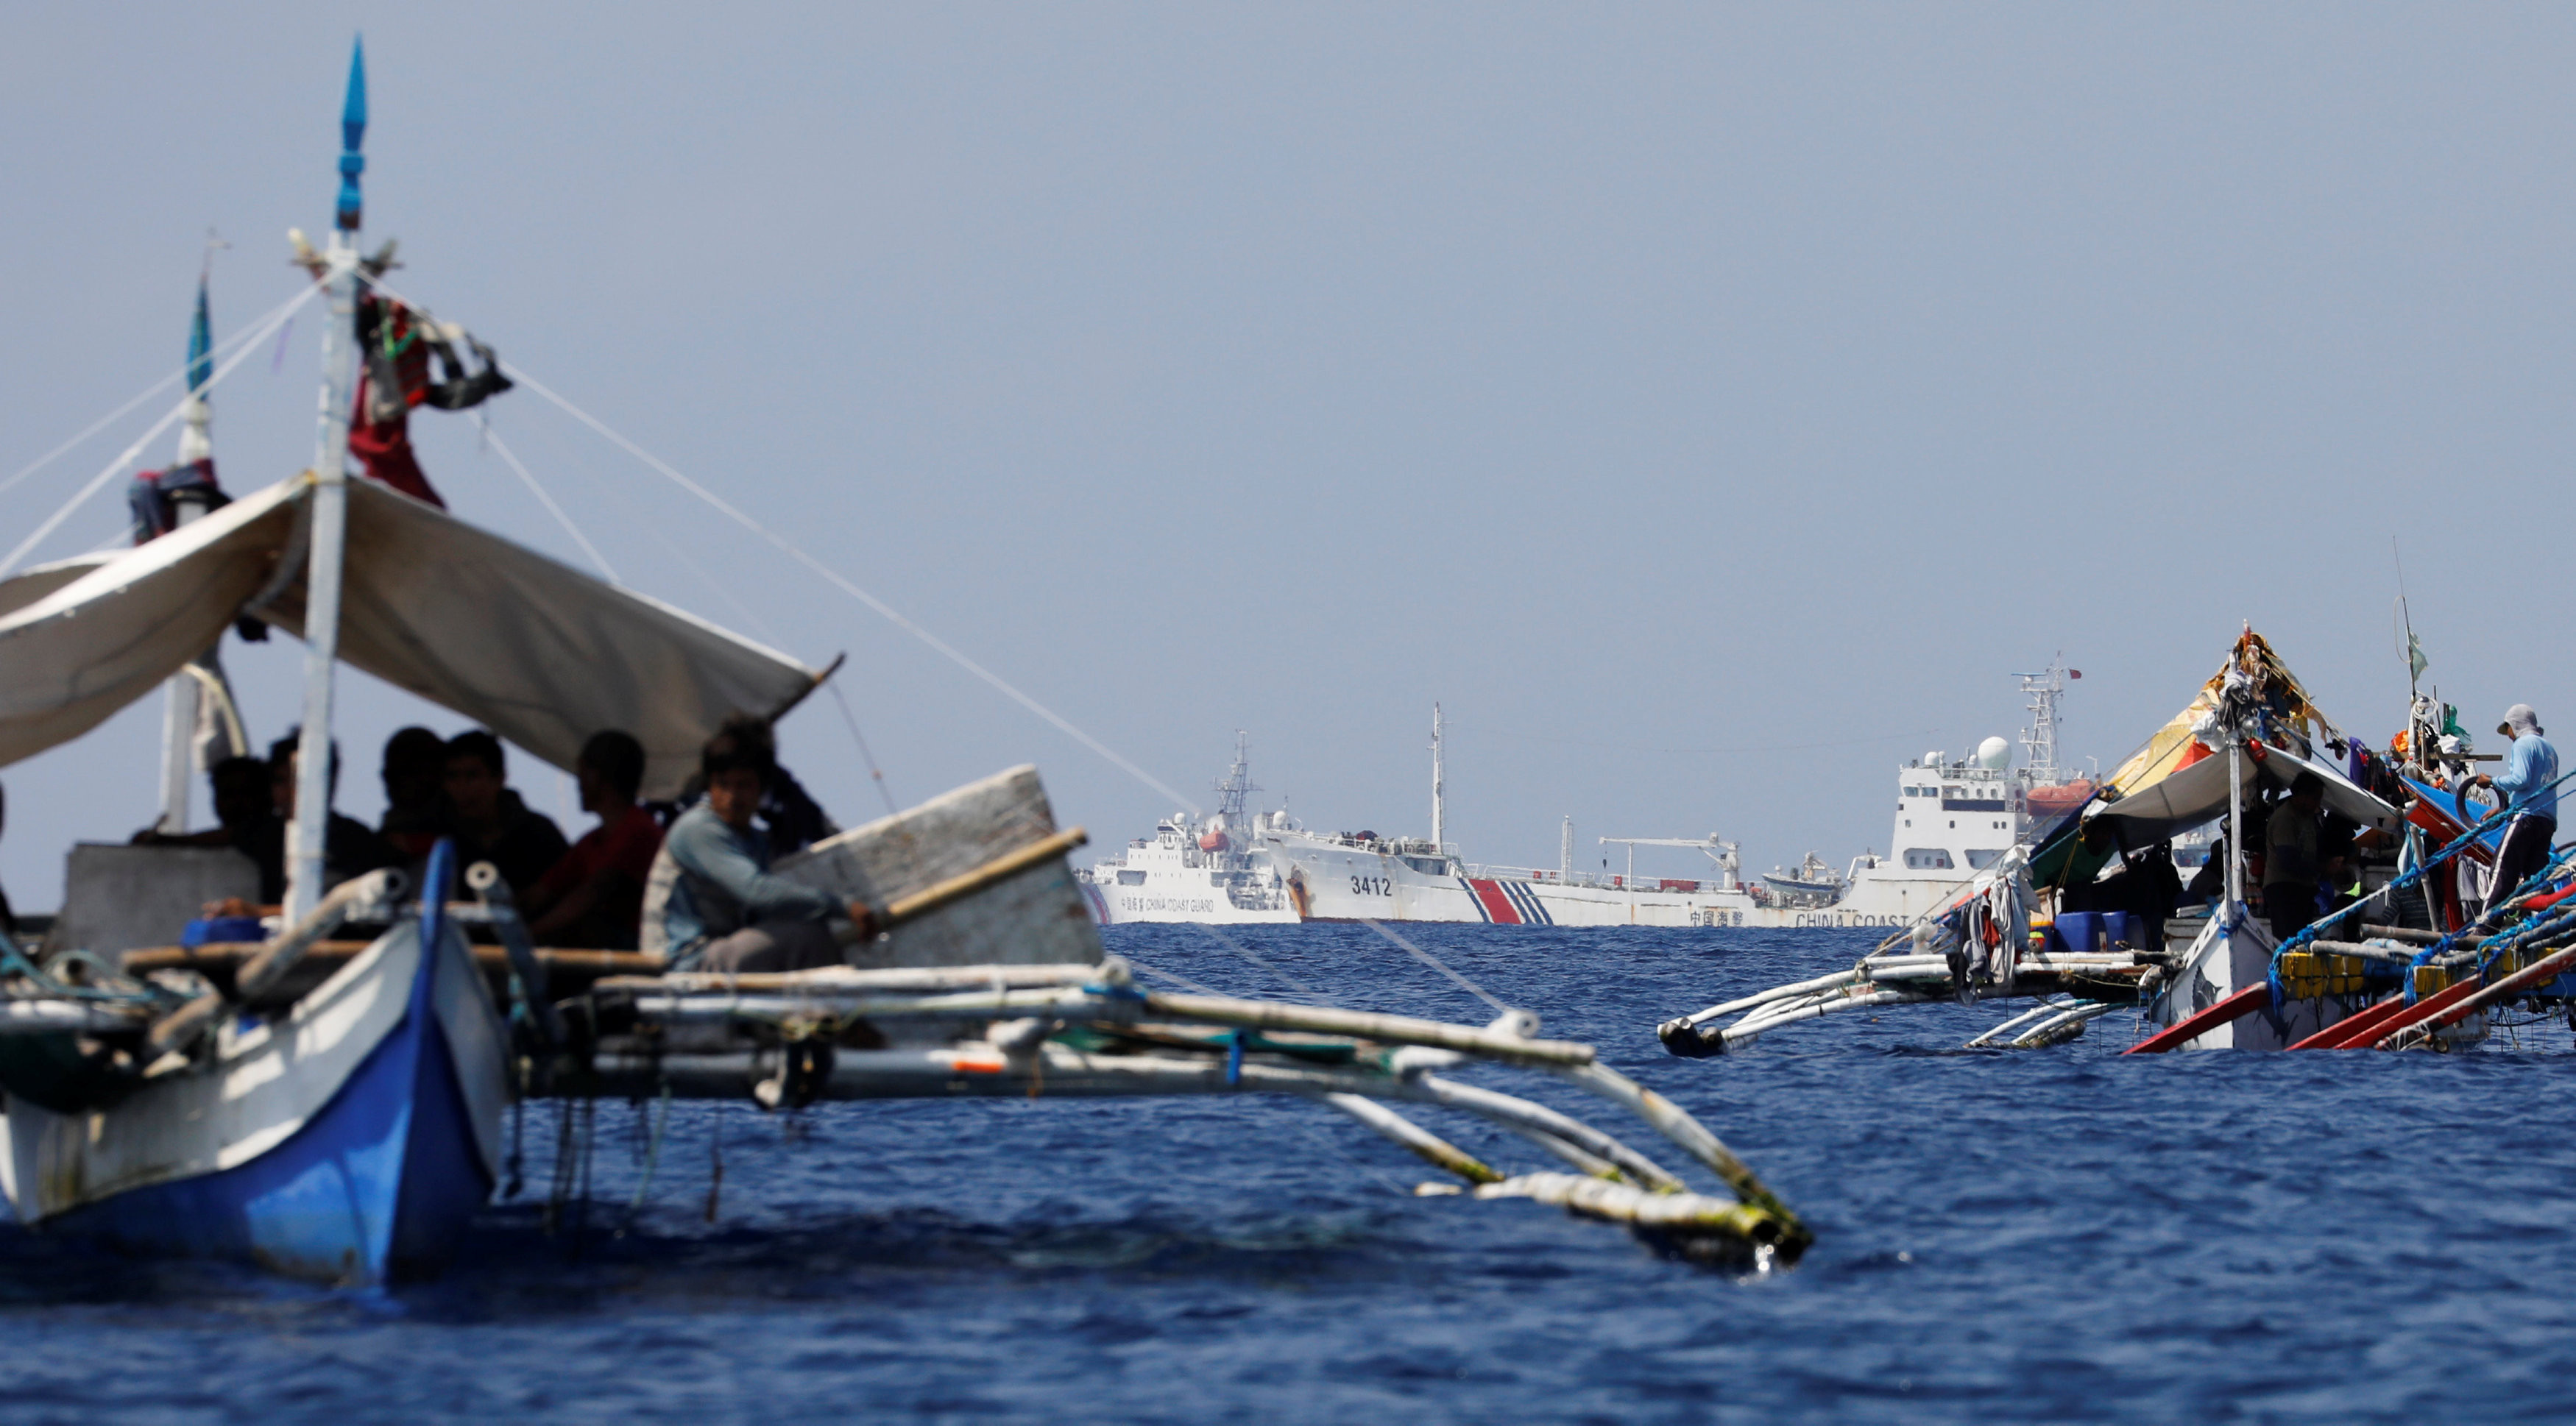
[46,925,493,1285]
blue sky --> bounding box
[0,4,2569,905]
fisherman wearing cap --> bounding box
[2471,704,2559,919]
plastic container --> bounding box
[2053,911,2103,956]
[182,914,266,949]
[2095,910,2134,950]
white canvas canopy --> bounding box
[2087,737,2399,844]
[0,474,829,798]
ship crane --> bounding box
[1598,835,1742,892]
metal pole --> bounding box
[1430,703,1446,852]
[2226,733,2244,914]
[153,274,222,833]
[285,38,367,923]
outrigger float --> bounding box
[0,44,1804,1285]
[1660,628,2576,1059]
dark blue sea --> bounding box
[3,923,2571,1423]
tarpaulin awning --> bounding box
[0,474,829,798]
[2026,631,2396,889]
[2087,738,2399,844]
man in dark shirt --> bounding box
[523,731,664,948]
[377,726,450,863]
[442,730,568,896]
[2262,774,2328,943]
[266,732,401,902]
[134,755,288,899]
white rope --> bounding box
[0,283,315,507]
[1192,922,1328,1001]
[494,359,1198,813]
[824,681,904,819]
[637,519,788,646]
[0,283,319,581]
[1361,919,1514,1016]
[478,423,618,583]
[352,271,1193,812]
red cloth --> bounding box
[345,297,447,508]
[347,383,445,508]
[531,803,665,946]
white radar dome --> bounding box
[1975,737,2011,770]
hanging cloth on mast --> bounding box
[345,292,512,508]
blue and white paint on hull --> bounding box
[0,906,509,1285]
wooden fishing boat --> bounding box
[0,41,1808,1283]
[1658,628,2573,1058]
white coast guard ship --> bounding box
[1077,737,1300,924]
[1085,670,2092,929]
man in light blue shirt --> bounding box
[2472,703,2558,918]
[642,723,876,971]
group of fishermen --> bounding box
[2058,702,2561,950]
[116,262,888,974]
[141,715,872,974]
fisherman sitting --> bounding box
[653,714,839,856]
[267,732,401,901]
[376,726,450,862]
[2471,703,2560,920]
[521,731,664,949]
[2262,773,2329,943]
[442,730,568,897]
[643,723,874,973]
[2184,833,2229,907]
[132,755,287,897]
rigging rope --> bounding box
[824,681,904,820]
[351,269,1192,812]
[479,423,619,583]
[0,283,315,508]
[1191,922,1328,1001]
[530,444,905,821]
[1361,918,1513,1016]
[0,283,320,582]
[490,358,1197,813]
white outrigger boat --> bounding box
[0,45,1806,1284]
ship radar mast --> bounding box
[1212,731,1259,825]
[2016,655,2080,787]
[1430,703,1446,853]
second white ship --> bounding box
[1081,667,2092,929]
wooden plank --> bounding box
[2354,974,2488,1049]
[2122,984,2270,1055]
[2285,992,2410,1050]
[2379,942,2576,1048]
[124,942,662,976]
[777,765,1103,970]
[124,940,662,1007]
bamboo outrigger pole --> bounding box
[560,954,1811,1264]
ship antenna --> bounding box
[2393,536,2424,708]
[1430,703,1446,853]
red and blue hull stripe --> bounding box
[1457,876,1553,926]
